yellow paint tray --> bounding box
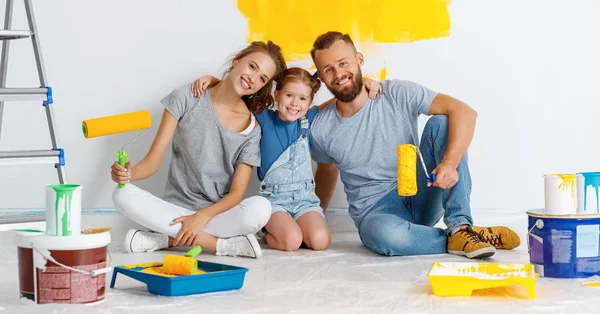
[427,262,536,299]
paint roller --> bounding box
[397,144,436,196]
[162,246,203,276]
[82,110,152,188]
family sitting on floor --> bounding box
[111,31,520,260]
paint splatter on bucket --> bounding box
[577,172,600,214]
[527,209,600,278]
[45,184,81,236]
[14,231,111,304]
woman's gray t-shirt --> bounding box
[160,83,261,211]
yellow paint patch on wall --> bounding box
[236,0,451,61]
[379,62,387,81]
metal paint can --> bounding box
[527,209,600,278]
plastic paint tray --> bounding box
[110,260,248,296]
[427,261,536,299]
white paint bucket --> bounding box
[544,174,577,215]
[577,172,600,214]
[45,184,82,236]
[14,231,112,305]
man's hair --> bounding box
[310,31,357,64]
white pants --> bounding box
[112,184,271,239]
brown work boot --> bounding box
[472,226,521,250]
[447,226,496,259]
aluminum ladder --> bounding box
[0,0,65,183]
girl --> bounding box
[191,68,381,251]
[110,41,287,259]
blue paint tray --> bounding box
[110,260,248,296]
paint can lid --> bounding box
[14,231,110,250]
[543,173,577,178]
[526,209,600,219]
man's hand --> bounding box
[429,161,459,189]
[171,211,210,246]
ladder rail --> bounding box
[24,0,65,182]
[0,0,14,141]
[24,0,47,86]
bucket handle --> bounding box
[526,219,544,254]
[33,247,113,277]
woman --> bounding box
[111,41,287,258]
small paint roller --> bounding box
[82,110,152,188]
[162,246,203,276]
[397,144,436,196]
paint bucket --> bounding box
[527,209,600,278]
[577,172,600,214]
[544,174,577,215]
[45,184,82,236]
[14,231,112,304]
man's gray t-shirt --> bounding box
[160,84,261,211]
[309,80,438,227]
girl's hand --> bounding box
[191,75,219,97]
[363,77,383,99]
[111,161,131,184]
[171,212,210,246]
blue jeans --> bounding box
[358,115,473,256]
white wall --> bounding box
[1,0,598,213]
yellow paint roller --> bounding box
[161,246,204,276]
[162,254,199,276]
[397,144,436,196]
[82,110,152,188]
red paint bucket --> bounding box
[14,232,112,304]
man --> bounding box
[309,31,520,258]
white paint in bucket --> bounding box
[14,231,111,305]
[544,174,577,215]
[45,184,82,236]
[577,172,600,214]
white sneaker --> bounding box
[217,234,262,258]
[124,229,169,253]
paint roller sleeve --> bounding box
[162,254,198,276]
[397,144,418,196]
[82,110,152,138]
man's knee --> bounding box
[360,235,413,256]
[358,218,413,256]
[423,115,448,133]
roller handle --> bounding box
[426,173,436,183]
[117,150,128,188]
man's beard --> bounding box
[329,71,363,103]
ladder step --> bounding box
[0,149,60,159]
[0,149,64,166]
[0,87,49,102]
[0,156,58,166]
[0,149,63,166]
[0,30,32,40]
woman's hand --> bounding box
[191,75,219,97]
[171,211,210,246]
[111,161,131,184]
[363,77,383,99]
